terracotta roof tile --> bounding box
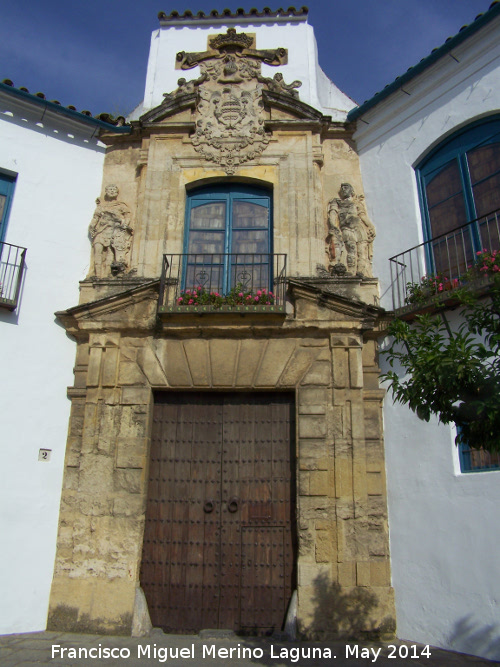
[0,78,128,128]
[158,6,308,22]
[348,0,500,121]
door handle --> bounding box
[227,497,239,513]
[203,500,215,513]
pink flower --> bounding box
[177,297,183,303]
[254,296,259,301]
[246,295,252,300]
[238,292,244,297]
[257,290,262,296]
[188,299,194,304]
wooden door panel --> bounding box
[141,395,223,633]
[141,392,295,634]
[240,526,285,631]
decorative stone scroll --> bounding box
[88,185,133,277]
[326,183,376,277]
[163,28,302,174]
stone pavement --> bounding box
[0,630,498,667]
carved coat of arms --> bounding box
[163,28,301,174]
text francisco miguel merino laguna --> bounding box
[51,642,432,662]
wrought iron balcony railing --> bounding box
[158,253,287,314]
[0,241,26,311]
[389,208,500,314]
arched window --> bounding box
[417,117,500,274]
[184,183,272,294]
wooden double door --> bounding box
[140,392,296,634]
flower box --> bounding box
[159,303,285,314]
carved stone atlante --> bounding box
[164,28,301,174]
[88,185,133,277]
[326,183,376,277]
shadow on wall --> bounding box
[449,616,500,662]
[299,572,395,641]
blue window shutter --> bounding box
[0,173,16,243]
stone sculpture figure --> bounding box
[257,72,302,98]
[89,185,133,277]
[326,183,376,277]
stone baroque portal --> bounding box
[47,14,395,643]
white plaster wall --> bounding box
[0,101,105,634]
[354,16,500,661]
[132,18,354,120]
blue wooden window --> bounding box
[417,117,500,274]
[457,428,500,473]
[184,184,272,293]
[0,172,16,243]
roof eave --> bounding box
[0,81,131,133]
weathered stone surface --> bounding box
[301,360,331,386]
[298,386,329,406]
[183,339,211,386]
[114,469,143,494]
[255,339,296,387]
[137,345,168,387]
[210,339,239,386]
[309,470,329,496]
[163,341,193,387]
[299,415,327,439]
[131,586,153,637]
[316,530,336,563]
[121,387,150,405]
[48,578,136,636]
[234,339,265,386]
[115,437,148,469]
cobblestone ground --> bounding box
[0,631,498,667]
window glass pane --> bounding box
[460,442,500,472]
[0,195,6,222]
[467,143,500,184]
[187,230,225,254]
[472,173,500,218]
[185,263,223,293]
[231,264,269,293]
[184,186,272,294]
[427,193,467,237]
[190,202,226,229]
[425,161,463,208]
[431,229,473,277]
[477,211,500,252]
[232,229,269,254]
[232,201,268,228]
